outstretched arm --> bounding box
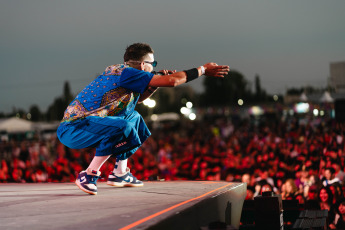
[148,63,229,88]
[138,69,176,103]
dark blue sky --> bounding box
[1,0,344,113]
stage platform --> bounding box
[0,181,246,230]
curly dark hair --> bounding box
[123,43,154,62]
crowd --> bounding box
[0,114,345,228]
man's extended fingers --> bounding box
[204,64,230,77]
[212,65,229,71]
[216,69,230,75]
[220,66,230,71]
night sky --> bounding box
[1,0,344,112]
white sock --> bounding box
[113,159,128,175]
[87,155,110,172]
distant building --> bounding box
[330,61,345,93]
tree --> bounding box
[254,74,268,102]
[29,105,42,121]
[255,75,262,97]
[46,98,65,121]
[286,88,303,95]
[45,81,74,121]
[63,81,74,104]
[200,70,252,107]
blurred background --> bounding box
[1,1,345,228]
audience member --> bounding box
[330,198,345,229]
[318,186,336,224]
[282,179,299,200]
[323,167,341,187]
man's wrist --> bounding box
[184,68,199,82]
[200,66,205,75]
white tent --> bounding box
[0,117,33,133]
[150,113,180,122]
[300,92,308,102]
[33,121,60,131]
[320,91,334,103]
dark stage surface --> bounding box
[0,181,246,230]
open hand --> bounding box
[203,63,230,78]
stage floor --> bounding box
[0,181,245,230]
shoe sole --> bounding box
[107,181,144,187]
[75,180,97,195]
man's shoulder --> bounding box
[103,64,129,76]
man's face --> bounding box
[142,53,155,72]
[324,169,332,180]
[129,53,155,72]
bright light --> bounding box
[143,98,156,108]
[273,95,278,101]
[320,110,325,116]
[251,106,264,116]
[180,107,191,115]
[186,102,193,108]
[295,102,309,113]
[238,99,244,106]
[143,99,150,106]
[151,114,158,121]
[313,109,319,116]
[189,113,196,120]
[148,99,156,108]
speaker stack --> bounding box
[335,99,345,122]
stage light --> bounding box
[238,99,244,106]
[143,98,156,108]
[180,107,190,115]
[250,106,264,116]
[186,101,193,108]
[189,113,196,120]
[143,99,149,106]
[295,102,309,113]
[148,99,156,108]
[151,114,158,121]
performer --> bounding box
[57,43,229,195]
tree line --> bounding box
[1,70,329,122]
